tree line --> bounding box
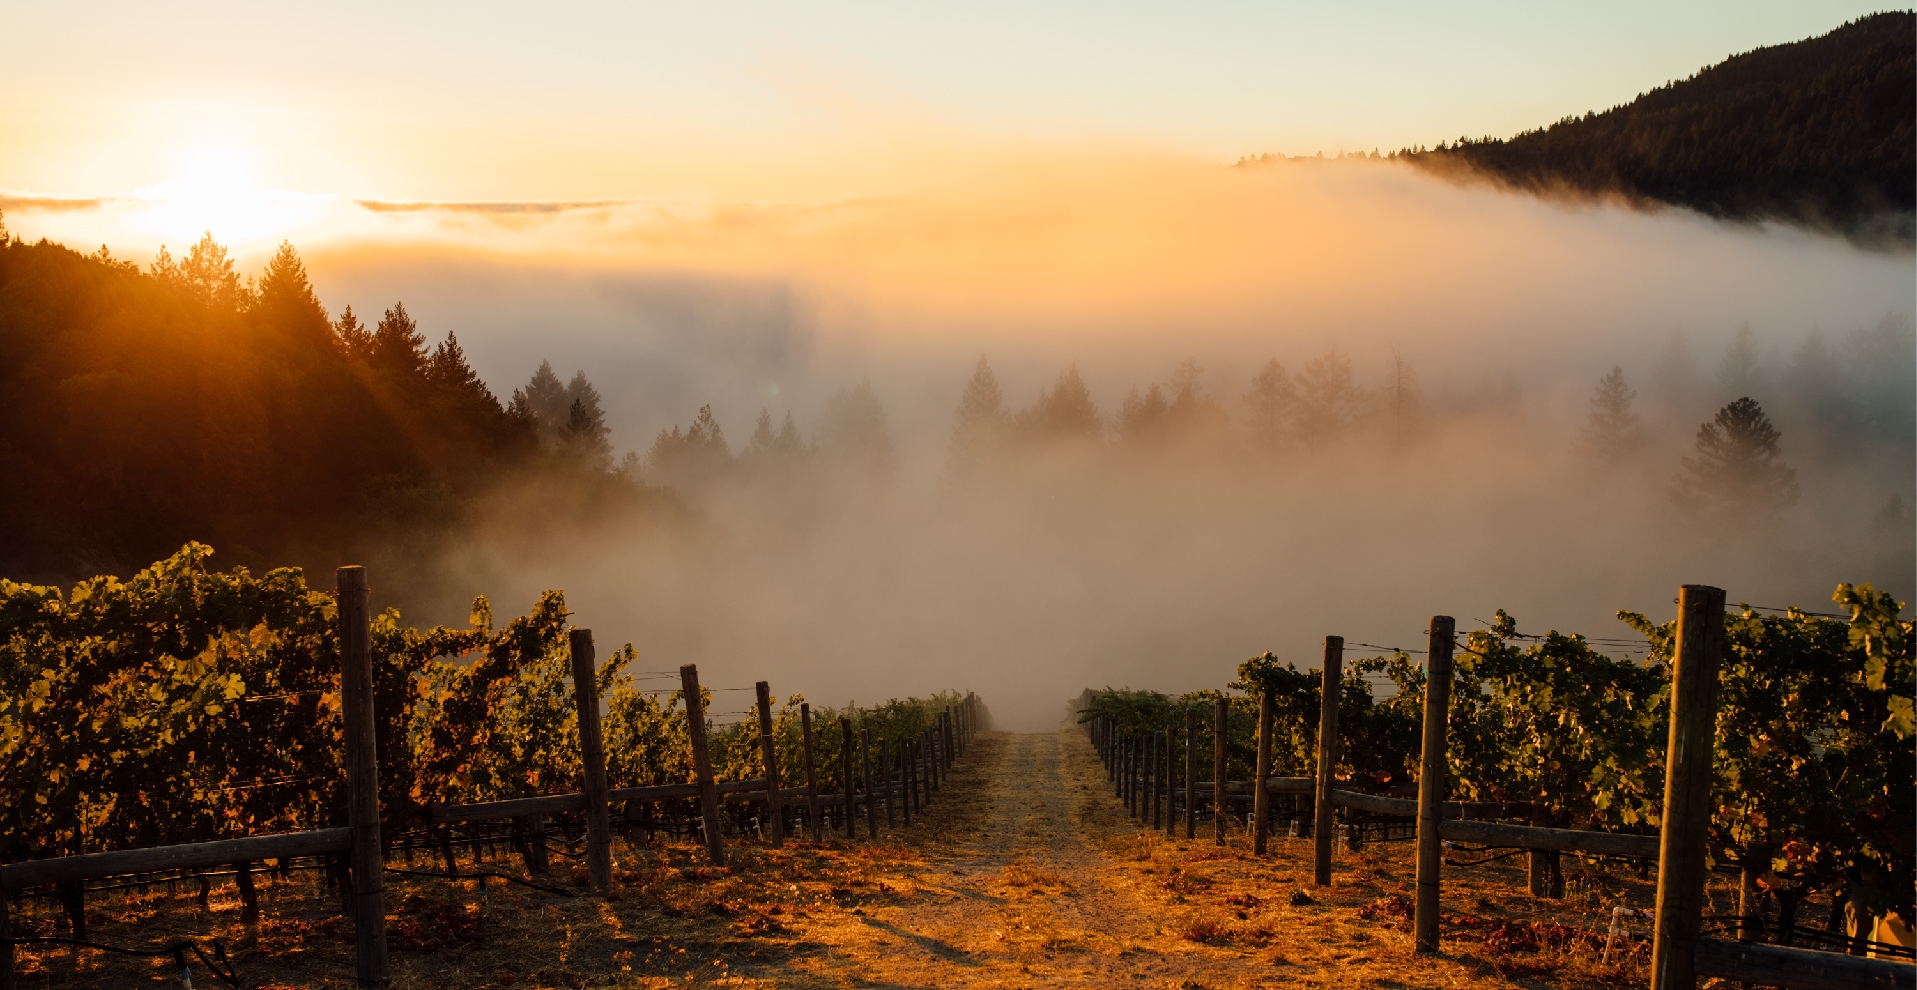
[1395,12,1915,248]
[0,222,647,583]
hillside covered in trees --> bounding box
[0,222,653,583]
[1400,12,1915,247]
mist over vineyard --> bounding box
[5,159,1912,732]
[289,166,1913,732]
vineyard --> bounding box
[2,543,1913,989]
[1079,587,1915,988]
[1,543,984,987]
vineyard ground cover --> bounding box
[10,727,1770,989]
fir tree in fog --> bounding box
[646,404,732,492]
[1243,359,1297,453]
[425,331,496,407]
[507,361,609,451]
[1669,396,1800,520]
[1017,364,1103,443]
[948,357,1010,472]
[1582,367,1645,461]
[1294,347,1363,443]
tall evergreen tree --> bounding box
[1244,358,1296,451]
[372,302,428,377]
[1294,347,1362,442]
[512,360,571,444]
[1117,384,1170,442]
[645,405,732,490]
[949,356,1011,468]
[1582,366,1645,460]
[425,331,496,406]
[562,397,613,466]
[333,306,374,360]
[1669,396,1799,518]
[1017,363,1103,442]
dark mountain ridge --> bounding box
[1402,12,1915,248]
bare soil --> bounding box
[15,729,1706,989]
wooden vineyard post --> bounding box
[1184,708,1197,840]
[943,708,954,769]
[861,727,878,838]
[570,630,614,892]
[881,737,895,829]
[338,565,390,988]
[1651,585,1726,990]
[841,718,857,839]
[680,664,727,866]
[1146,731,1158,828]
[929,727,943,792]
[1314,635,1343,886]
[898,737,911,827]
[1213,698,1228,844]
[1253,691,1273,855]
[1164,724,1176,838]
[755,682,785,849]
[801,704,822,842]
[1414,616,1456,954]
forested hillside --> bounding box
[1402,12,1915,246]
[0,224,656,581]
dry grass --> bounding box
[8,732,1790,989]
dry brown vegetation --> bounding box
[13,729,1773,989]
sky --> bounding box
[2,1,1893,216]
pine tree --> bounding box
[949,356,1010,468]
[1582,366,1645,460]
[1017,364,1103,442]
[372,302,428,377]
[1117,384,1170,442]
[561,397,612,466]
[1244,358,1296,451]
[518,360,570,444]
[1295,347,1362,442]
[254,242,331,349]
[180,232,245,310]
[333,306,374,360]
[1669,396,1799,518]
[645,405,732,490]
[744,408,779,460]
[426,331,496,406]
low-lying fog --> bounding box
[279,157,1913,729]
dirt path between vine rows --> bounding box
[755,728,1616,990]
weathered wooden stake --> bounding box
[679,663,727,866]
[755,682,784,849]
[1213,698,1228,844]
[881,738,896,829]
[1414,615,1456,955]
[236,861,260,942]
[1164,724,1177,838]
[338,565,390,988]
[569,630,614,892]
[841,718,857,839]
[1184,708,1197,840]
[1314,635,1343,886]
[861,727,878,838]
[801,703,821,841]
[1650,585,1726,990]
[1253,691,1273,855]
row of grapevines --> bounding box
[0,543,975,862]
[1081,588,1913,918]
